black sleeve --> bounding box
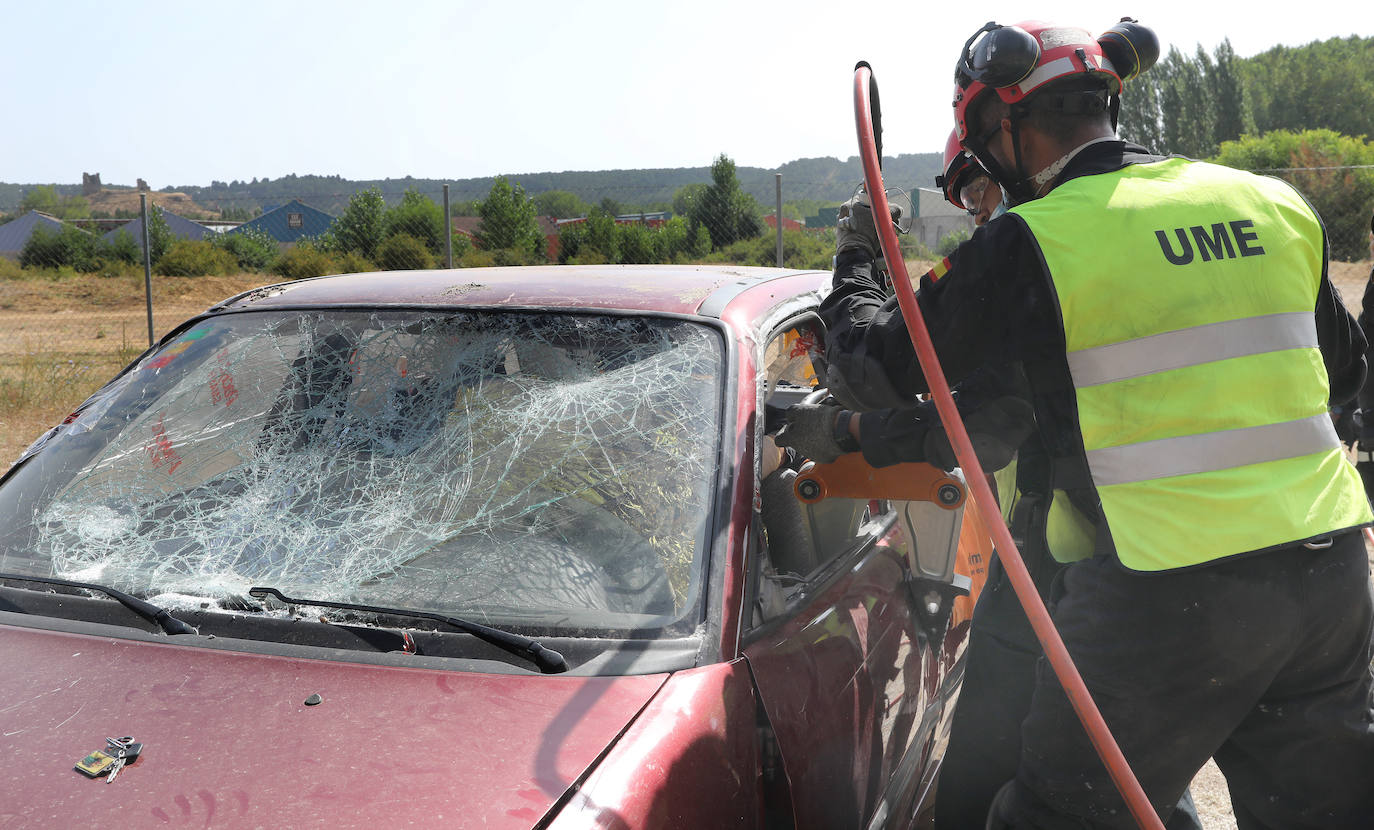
[855,362,1034,469]
[1318,260,1367,407]
[818,217,1052,410]
[1357,264,1374,416]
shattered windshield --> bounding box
[0,308,724,632]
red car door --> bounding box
[741,317,969,829]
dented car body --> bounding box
[0,265,984,828]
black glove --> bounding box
[922,396,1036,473]
[1331,405,1359,448]
[836,193,902,258]
[775,403,856,464]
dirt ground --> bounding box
[2,263,1373,826]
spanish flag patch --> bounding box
[929,256,951,283]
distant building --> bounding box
[101,206,216,256]
[0,211,70,260]
[227,199,335,244]
[762,214,806,232]
[911,187,974,251]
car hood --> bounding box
[0,624,669,828]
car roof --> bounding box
[211,264,828,324]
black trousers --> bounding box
[993,531,1374,829]
[934,553,1201,829]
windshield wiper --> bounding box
[247,586,568,674]
[0,572,198,635]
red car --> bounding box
[0,265,987,828]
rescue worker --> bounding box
[782,134,1201,828]
[1355,211,1374,501]
[810,17,1374,829]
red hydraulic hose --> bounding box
[852,64,1166,830]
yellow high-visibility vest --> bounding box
[1011,157,1371,570]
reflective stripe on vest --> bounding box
[1012,157,1371,570]
[1086,412,1338,486]
[1067,311,1317,388]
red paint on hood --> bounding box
[0,625,667,828]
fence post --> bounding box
[775,173,784,268]
[443,184,453,269]
[140,194,154,346]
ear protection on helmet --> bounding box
[956,22,1041,90]
[1097,18,1160,83]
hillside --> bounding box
[0,153,943,217]
[84,188,217,219]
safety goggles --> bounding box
[959,174,991,216]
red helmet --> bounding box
[953,20,1122,142]
[935,130,980,210]
[951,19,1157,202]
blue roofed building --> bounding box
[227,199,335,245]
[0,211,69,259]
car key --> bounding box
[104,738,142,784]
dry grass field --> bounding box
[1,260,1371,827]
[0,271,270,465]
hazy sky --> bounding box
[4,1,1368,188]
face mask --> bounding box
[990,195,1010,220]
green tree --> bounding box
[383,188,446,255]
[672,183,708,220]
[329,187,387,260]
[475,176,544,259]
[1117,70,1164,151]
[532,190,589,219]
[582,209,619,263]
[1242,36,1374,140]
[556,222,591,265]
[1158,47,1215,157]
[689,155,763,250]
[1209,39,1249,147]
[19,185,60,215]
[144,207,173,264]
[1212,129,1374,261]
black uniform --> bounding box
[1355,261,1374,500]
[820,140,1374,828]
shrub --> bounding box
[20,225,98,271]
[936,229,971,257]
[335,252,377,273]
[99,229,142,265]
[213,226,278,271]
[155,239,237,276]
[270,242,344,280]
[376,233,433,271]
[458,249,497,268]
[490,247,544,267]
[704,228,833,270]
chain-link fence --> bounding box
[3,167,1373,468]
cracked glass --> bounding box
[0,308,723,631]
